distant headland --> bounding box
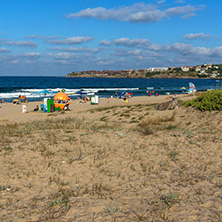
[67,64,222,79]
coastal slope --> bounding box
[0,95,221,221]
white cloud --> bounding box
[66,3,204,23]
[175,0,185,3]
[97,59,115,65]
[51,46,100,53]
[166,5,201,16]
[26,35,59,40]
[0,47,10,53]
[0,52,41,65]
[102,37,161,50]
[184,33,211,39]
[9,60,19,64]
[100,39,112,46]
[47,52,78,60]
[165,5,204,19]
[148,43,161,51]
[189,46,222,57]
[114,38,151,48]
[114,48,143,56]
[47,52,99,67]
[210,47,222,57]
[163,43,193,52]
[163,42,222,59]
[0,39,37,48]
[49,36,94,45]
[157,1,166,4]
[19,52,41,58]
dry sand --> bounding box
[0,94,222,221]
[0,95,188,123]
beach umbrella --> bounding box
[53,92,70,101]
[13,99,20,104]
[53,92,71,110]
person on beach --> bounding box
[19,95,28,103]
[33,105,39,111]
[115,92,117,98]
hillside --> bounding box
[67,64,222,79]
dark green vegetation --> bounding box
[185,90,222,111]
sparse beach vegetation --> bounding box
[0,97,222,221]
[185,89,222,111]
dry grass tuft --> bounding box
[138,111,176,135]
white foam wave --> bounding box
[0,87,140,99]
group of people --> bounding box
[78,96,90,103]
[19,95,28,103]
[115,92,132,99]
[146,90,159,96]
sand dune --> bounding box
[0,94,221,221]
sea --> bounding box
[0,76,221,102]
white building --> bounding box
[181,66,190,72]
[148,67,168,72]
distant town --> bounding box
[67,64,222,79]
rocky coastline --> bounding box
[66,73,221,79]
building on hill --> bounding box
[199,70,208,76]
[148,67,168,72]
[211,73,218,78]
[195,66,201,72]
[181,66,190,72]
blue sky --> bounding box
[0,0,222,76]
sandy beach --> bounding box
[0,94,222,221]
[0,94,189,123]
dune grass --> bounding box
[0,104,222,221]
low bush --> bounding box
[185,90,222,111]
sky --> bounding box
[0,0,222,76]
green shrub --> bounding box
[185,90,222,111]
